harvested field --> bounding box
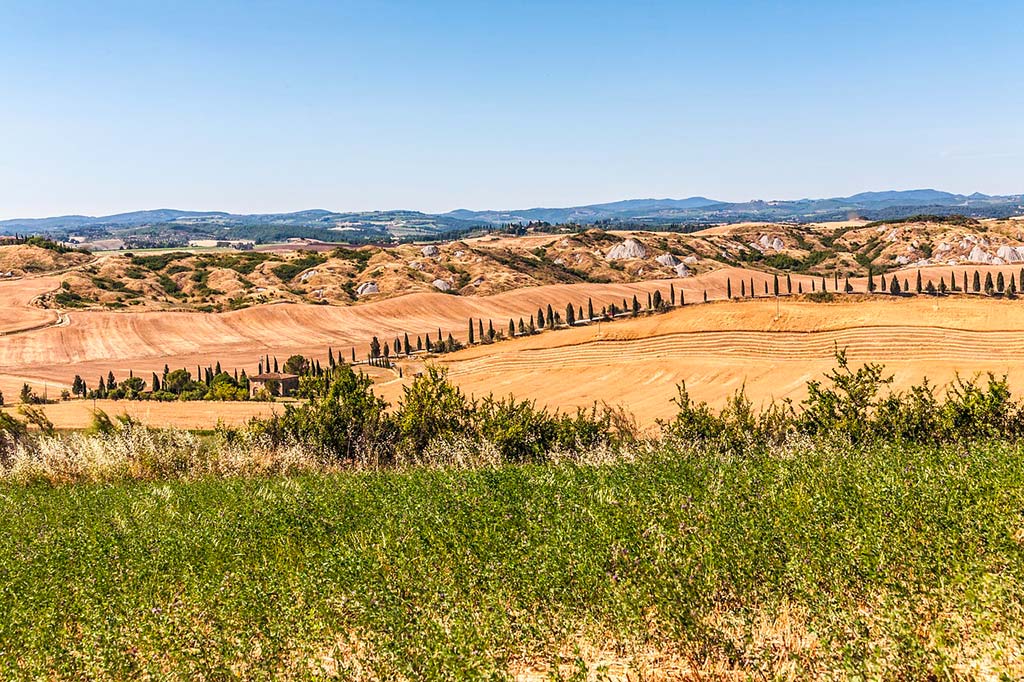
[372,294,1024,425]
[3,261,1024,428]
[1,398,284,430]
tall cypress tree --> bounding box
[468,318,475,344]
[916,270,922,293]
[773,274,780,296]
[509,319,515,336]
[669,284,676,306]
[741,280,746,297]
[566,304,576,326]
[727,279,732,299]
[997,272,1005,292]
[867,268,875,293]
[973,270,981,292]
[632,295,640,316]
[546,304,555,329]
[588,298,594,320]
[891,275,901,294]
[786,273,793,294]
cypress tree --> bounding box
[632,295,640,316]
[509,319,516,336]
[488,319,495,339]
[468,318,475,344]
[833,272,839,290]
[588,298,594,320]
[939,278,948,294]
[383,342,390,359]
[546,304,554,329]
[891,275,901,294]
[518,318,526,334]
[925,280,936,294]
[703,290,708,303]
[328,347,335,368]
[798,282,803,294]
[1009,278,1018,298]
[820,276,826,292]
[916,270,922,293]
[417,336,423,351]
[647,292,653,310]
[903,278,909,291]
[786,273,793,294]
[529,315,536,332]
[680,290,685,305]
[844,276,852,293]
[566,304,575,326]
[773,274,780,296]
[578,304,584,320]
[352,348,356,362]
[973,270,981,292]
[370,337,381,358]
[151,373,159,392]
[984,272,994,294]
[653,290,663,309]
[438,328,443,343]
[963,272,968,292]
[727,279,732,299]
[740,280,746,297]
[764,281,768,295]
[867,268,875,293]
[669,284,676,306]
[537,307,544,328]
[404,333,411,354]
[273,357,279,372]
[750,278,754,296]
[997,272,1005,292]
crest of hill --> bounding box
[31,217,1024,312]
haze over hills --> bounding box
[1,190,1021,246]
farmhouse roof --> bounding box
[251,372,299,381]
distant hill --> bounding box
[2,190,1021,245]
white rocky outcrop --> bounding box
[421,245,440,258]
[656,253,680,267]
[298,269,318,283]
[758,235,785,251]
[996,245,1024,263]
[355,282,379,296]
[432,279,452,292]
[453,250,465,258]
[409,261,424,271]
[674,263,692,277]
[967,246,1004,265]
[605,238,647,260]
[683,255,699,264]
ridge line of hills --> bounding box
[2,189,1021,244]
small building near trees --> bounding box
[249,372,299,397]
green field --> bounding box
[2,440,1022,679]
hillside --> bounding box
[31,217,1024,312]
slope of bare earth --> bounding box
[38,217,1024,312]
[373,293,1024,426]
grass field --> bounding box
[2,440,1022,679]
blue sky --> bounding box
[1,1,1022,218]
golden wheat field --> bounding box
[4,261,1024,428]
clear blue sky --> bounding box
[1,1,1022,218]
